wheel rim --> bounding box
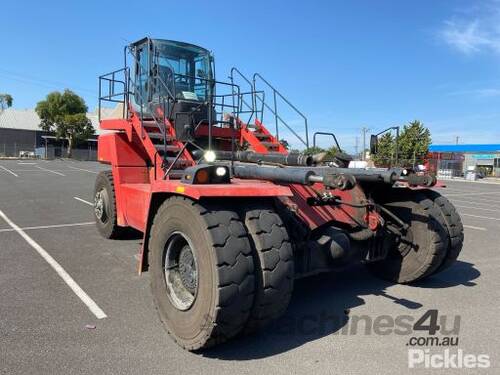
[94,188,109,223]
[164,232,198,311]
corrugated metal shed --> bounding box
[0,106,119,135]
[0,108,40,131]
[429,144,500,153]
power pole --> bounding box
[361,127,370,160]
[455,136,459,145]
[354,136,359,159]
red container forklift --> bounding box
[95,37,463,350]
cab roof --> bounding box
[130,37,210,54]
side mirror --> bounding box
[370,134,378,155]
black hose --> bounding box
[232,164,316,185]
[217,150,313,166]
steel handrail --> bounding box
[253,73,309,148]
[98,67,129,121]
[313,131,342,152]
[230,67,262,125]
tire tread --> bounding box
[241,204,294,333]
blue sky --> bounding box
[2,0,500,151]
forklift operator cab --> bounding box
[132,38,214,140]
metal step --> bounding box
[147,132,173,141]
[155,144,181,153]
[142,120,159,128]
[142,120,169,131]
[148,132,163,139]
[165,157,192,167]
[260,141,279,149]
[254,132,271,140]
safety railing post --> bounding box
[273,90,279,141]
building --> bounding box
[0,107,116,159]
[428,144,500,177]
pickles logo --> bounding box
[409,349,490,369]
[406,310,490,369]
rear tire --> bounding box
[149,197,255,350]
[94,171,123,239]
[368,190,449,283]
[240,204,294,333]
[422,190,464,272]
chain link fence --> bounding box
[0,143,37,158]
[371,157,428,169]
[1,143,97,161]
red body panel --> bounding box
[97,129,294,233]
[98,114,373,233]
[286,184,368,230]
[194,124,238,139]
[98,113,378,272]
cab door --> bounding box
[134,42,150,108]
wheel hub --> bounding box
[164,232,198,311]
[178,245,197,294]
[94,189,107,222]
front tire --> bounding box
[94,171,122,239]
[149,197,255,350]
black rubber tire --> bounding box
[240,204,294,333]
[368,190,449,283]
[94,171,123,239]
[149,197,255,350]
[422,190,464,272]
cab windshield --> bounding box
[152,39,212,102]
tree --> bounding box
[304,146,326,155]
[398,120,431,166]
[371,121,431,167]
[0,93,13,113]
[373,132,395,167]
[35,90,94,157]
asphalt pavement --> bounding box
[0,159,498,374]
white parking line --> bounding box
[450,197,500,207]
[0,165,19,177]
[9,170,47,172]
[74,197,93,206]
[463,225,487,231]
[461,213,500,222]
[454,205,499,212]
[445,191,500,197]
[67,165,98,174]
[436,189,470,194]
[36,165,65,176]
[9,169,80,172]
[0,210,107,319]
[0,221,94,233]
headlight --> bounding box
[204,150,216,162]
[215,167,227,177]
[181,165,230,184]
